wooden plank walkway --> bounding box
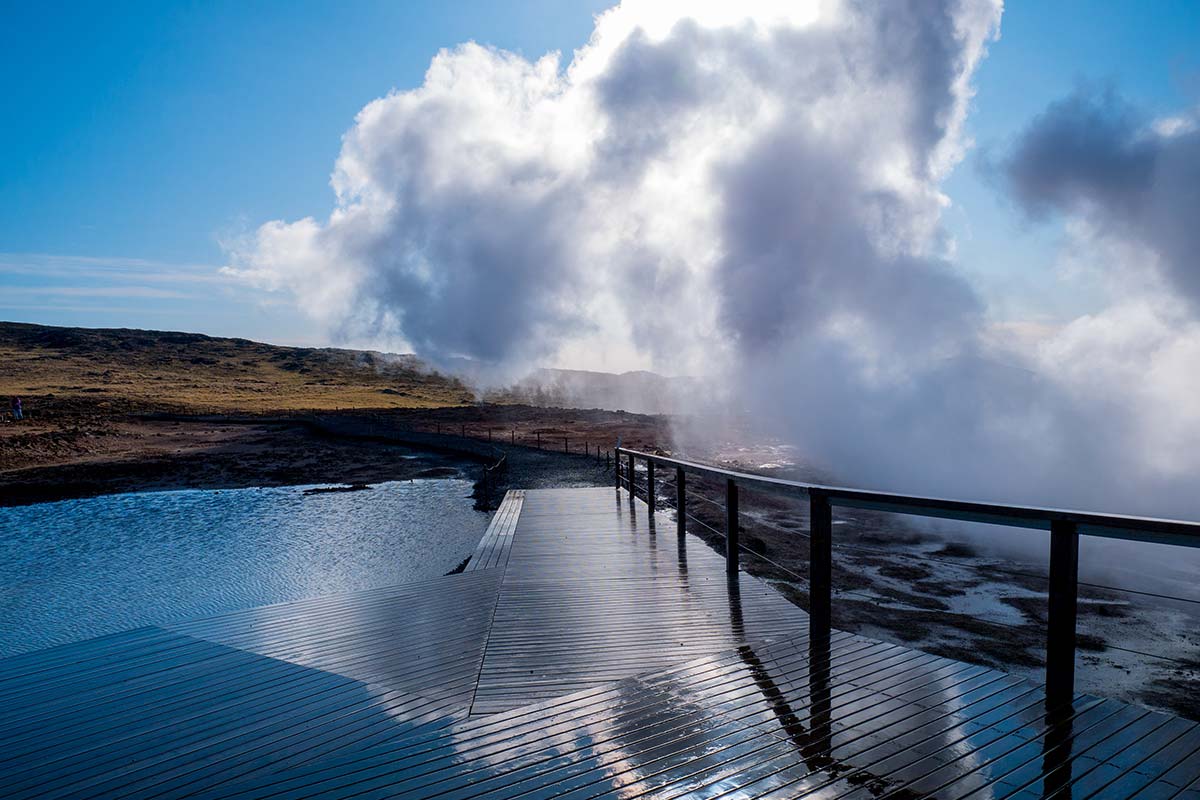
[464,488,524,572]
[0,570,502,799]
[1,486,1198,799]
[470,488,809,714]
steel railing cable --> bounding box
[650,495,812,584]
[628,466,1200,609]
[1101,642,1199,668]
[1074,582,1200,606]
[822,537,1200,607]
[735,514,813,539]
[779,520,1200,607]
[668,485,1057,594]
[649,490,1084,636]
[686,490,731,513]
[734,546,808,583]
[678,507,806,583]
[679,487,1200,607]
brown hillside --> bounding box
[0,321,474,414]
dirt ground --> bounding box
[0,402,666,506]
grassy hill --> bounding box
[0,321,474,414]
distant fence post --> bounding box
[612,450,618,488]
[564,436,569,454]
[1046,519,1079,707]
[536,431,541,449]
[511,429,515,444]
[810,491,832,639]
[646,459,655,512]
[725,479,739,576]
[676,467,686,537]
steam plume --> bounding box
[228,1,1200,520]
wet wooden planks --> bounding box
[470,487,811,714]
[201,626,1200,799]
[0,569,503,799]
[166,567,502,700]
[4,485,1200,799]
[464,488,524,572]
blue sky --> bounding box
[1,0,1197,347]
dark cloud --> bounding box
[1005,88,1200,302]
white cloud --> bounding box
[225,0,1200,521]
[227,0,1002,379]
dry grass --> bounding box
[0,322,473,414]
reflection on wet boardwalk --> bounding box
[471,489,807,714]
[2,486,1199,798]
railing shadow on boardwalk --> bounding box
[616,446,1200,798]
[616,446,1200,710]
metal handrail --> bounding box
[616,447,1200,547]
[614,445,1200,709]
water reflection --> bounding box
[0,479,486,656]
[1040,701,1076,799]
[723,570,834,782]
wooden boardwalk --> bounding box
[2,486,1198,799]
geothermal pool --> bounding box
[0,479,488,658]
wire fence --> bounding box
[418,421,623,461]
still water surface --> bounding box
[0,479,487,657]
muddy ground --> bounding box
[0,403,657,506]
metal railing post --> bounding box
[676,467,686,537]
[627,453,635,499]
[810,491,832,639]
[613,450,619,488]
[646,460,655,511]
[726,479,739,576]
[1046,519,1079,707]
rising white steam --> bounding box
[228,0,1200,520]
[227,0,1001,376]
